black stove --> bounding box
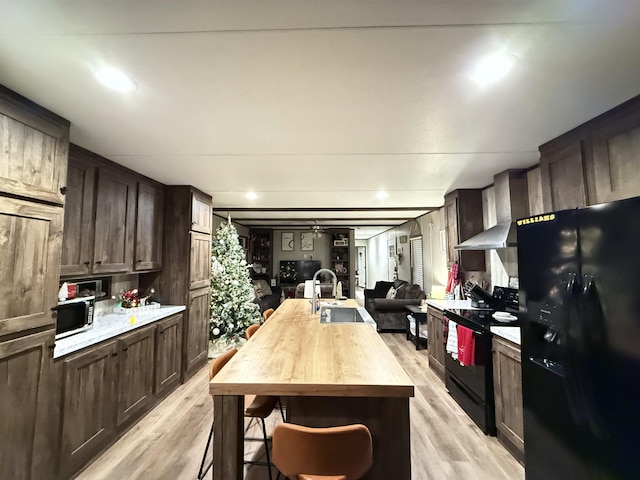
[443,286,520,435]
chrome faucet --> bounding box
[311,268,337,313]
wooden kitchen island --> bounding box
[209,298,414,480]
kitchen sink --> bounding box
[319,306,376,327]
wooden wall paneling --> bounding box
[154,313,183,397]
[191,190,212,234]
[0,85,70,205]
[0,330,55,480]
[60,151,96,277]
[0,196,63,337]
[588,98,640,204]
[92,166,137,274]
[59,341,117,479]
[189,232,212,290]
[492,336,524,463]
[184,287,210,380]
[539,139,587,212]
[134,180,164,271]
[115,326,155,428]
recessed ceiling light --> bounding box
[95,67,137,92]
[471,52,516,87]
[245,192,258,200]
[376,191,388,200]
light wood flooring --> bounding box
[76,334,524,480]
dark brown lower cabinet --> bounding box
[59,341,117,480]
[154,313,183,397]
[184,287,210,380]
[0,330,56,480]
[116,326,155,428]
[492,335,524,463]
[427,306,445,380]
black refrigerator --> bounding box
[518,196,640,480]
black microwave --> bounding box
[53,296,95,339]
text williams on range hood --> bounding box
[455,170,529,251]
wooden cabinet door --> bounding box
[155,313,183,397]
[189,232,211,289]
[0,85,69,205]
[93,167,136,274]
[184,287,210,379]
[540,140,587,211]
[0,330,55,480]
[427,307,445,380]
[135,181,164,271]
[443,197,458,267]
[60,153,96,277]
[492,336,524,461]
[191,190,212,234]
[589,106,640,204]
[59,341,117,479]
[116,326,155,428]
[0,197,63,337]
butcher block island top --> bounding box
[209,298,414,398]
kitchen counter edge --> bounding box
[54,305,186,359]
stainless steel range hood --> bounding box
[455,170,529,251]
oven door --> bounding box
[444,327,491,402]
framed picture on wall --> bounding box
[300,232,314,251]
[281,232,294,251]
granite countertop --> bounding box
[490,326,521,346]
[54,305,186,359]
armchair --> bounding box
[364,279,426,332]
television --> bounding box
[279,260,321,285]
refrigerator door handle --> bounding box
[562,273,589,426]
[579,275,609,439]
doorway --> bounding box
[356,246,366,288]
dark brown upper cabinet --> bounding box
[135,180,164,271]
[191,190,212,234]
[588,98,640,204]
[60,151,96,277]
[60,144,166,277]
[539,136,588,212]
[444,189,485,272]
[0,85,70,206]
[92,165,137,274]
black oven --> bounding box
[444,311,496,435]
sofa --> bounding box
[364,279,427,332]
[252,279,282,313]
[294,282,335,298]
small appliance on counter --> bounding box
[53,296,95,339]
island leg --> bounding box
[212,395,244,480]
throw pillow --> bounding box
[254,279,272,297]
[253,283,264,299]
[385,286,397,299]
[395,284,407,299]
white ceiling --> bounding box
[2,0,640,238]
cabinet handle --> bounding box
[96,260,102,265]
[112,352,118,357]
[122,347,128,352]
[60,186,67,195]
[84,261,91,265]
[47,343,56,350]
[136,259,142,263]
[158,328,164,334]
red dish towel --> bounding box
[457,325,475,366]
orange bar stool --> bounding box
[246,323,260,339]
[263,308,275,322]
[272,423,373,480]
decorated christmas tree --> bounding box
[210,220,260,342]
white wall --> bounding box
[417,209,448,295]
[272,229,331,278]
[366,231,391,288]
